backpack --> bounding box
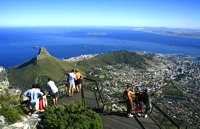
[123,91,127,100]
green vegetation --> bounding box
[7,48,78,90]
[77,50,148,70]
[8,49,151,90]
[40,103,103,129]
[0,93,24,124]
[162,85,183,96]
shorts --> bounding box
[52,92,59,98]
[68,83,75,90]
[75,79,82,85]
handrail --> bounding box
[57,78,182,129]
[83,77,104,105]
[151,102,181,129]
[102,100,181,129]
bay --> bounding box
[0,27,200,68]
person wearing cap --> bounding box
[75,69,82,93]
[134,86,142,116]
[142,87,152,118]
[124,85,135,118]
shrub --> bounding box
[0,107,22,124]
[0,93,23,124]
[40,103,103,129]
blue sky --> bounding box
[0,0,200,28]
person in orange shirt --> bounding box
[124,85,135,118]
[75,69,82,93]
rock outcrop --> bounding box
[2,111,42,129]
[0,66,9,92]
[36,47,51,61]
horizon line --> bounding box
[0,25,199,30]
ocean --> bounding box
[0,27,200,68]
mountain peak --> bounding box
[36,47,51,60]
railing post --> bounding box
[95,81,103,104]
[81,82,85,107]
[94,89,100,108]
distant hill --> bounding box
[7,47,75,90]
[139,27,200,38]
[77,50,149,70]
[7,49,152,90]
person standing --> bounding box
[124,85,135,118]
[142,87,152,118]
[66,69,77,96]
[134,86,142,116]
[47,78,59,105]
[75,69,82,93]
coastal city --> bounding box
[1,0,200,129]
[67,52,200,129]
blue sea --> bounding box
[0,27,200,68]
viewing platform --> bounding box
[58,91,160,129]
[57,78,181,129]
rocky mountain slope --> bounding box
[7,47,75,90]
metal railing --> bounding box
[81,77,104,111]
[150,102,181,129]
[56,78,182,129]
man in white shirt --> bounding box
[47,78,59,105]
[67,69,77,96]
[23,84,44,110]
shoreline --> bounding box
[138,29,200,39]
[63,54,98,62]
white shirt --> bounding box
[47,80,58,93]
[67,72,77,84]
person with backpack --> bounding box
[123,85,135,118]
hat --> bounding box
[144,87,150,92]
[135,86,141,91]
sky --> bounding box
[0,0,200,28]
